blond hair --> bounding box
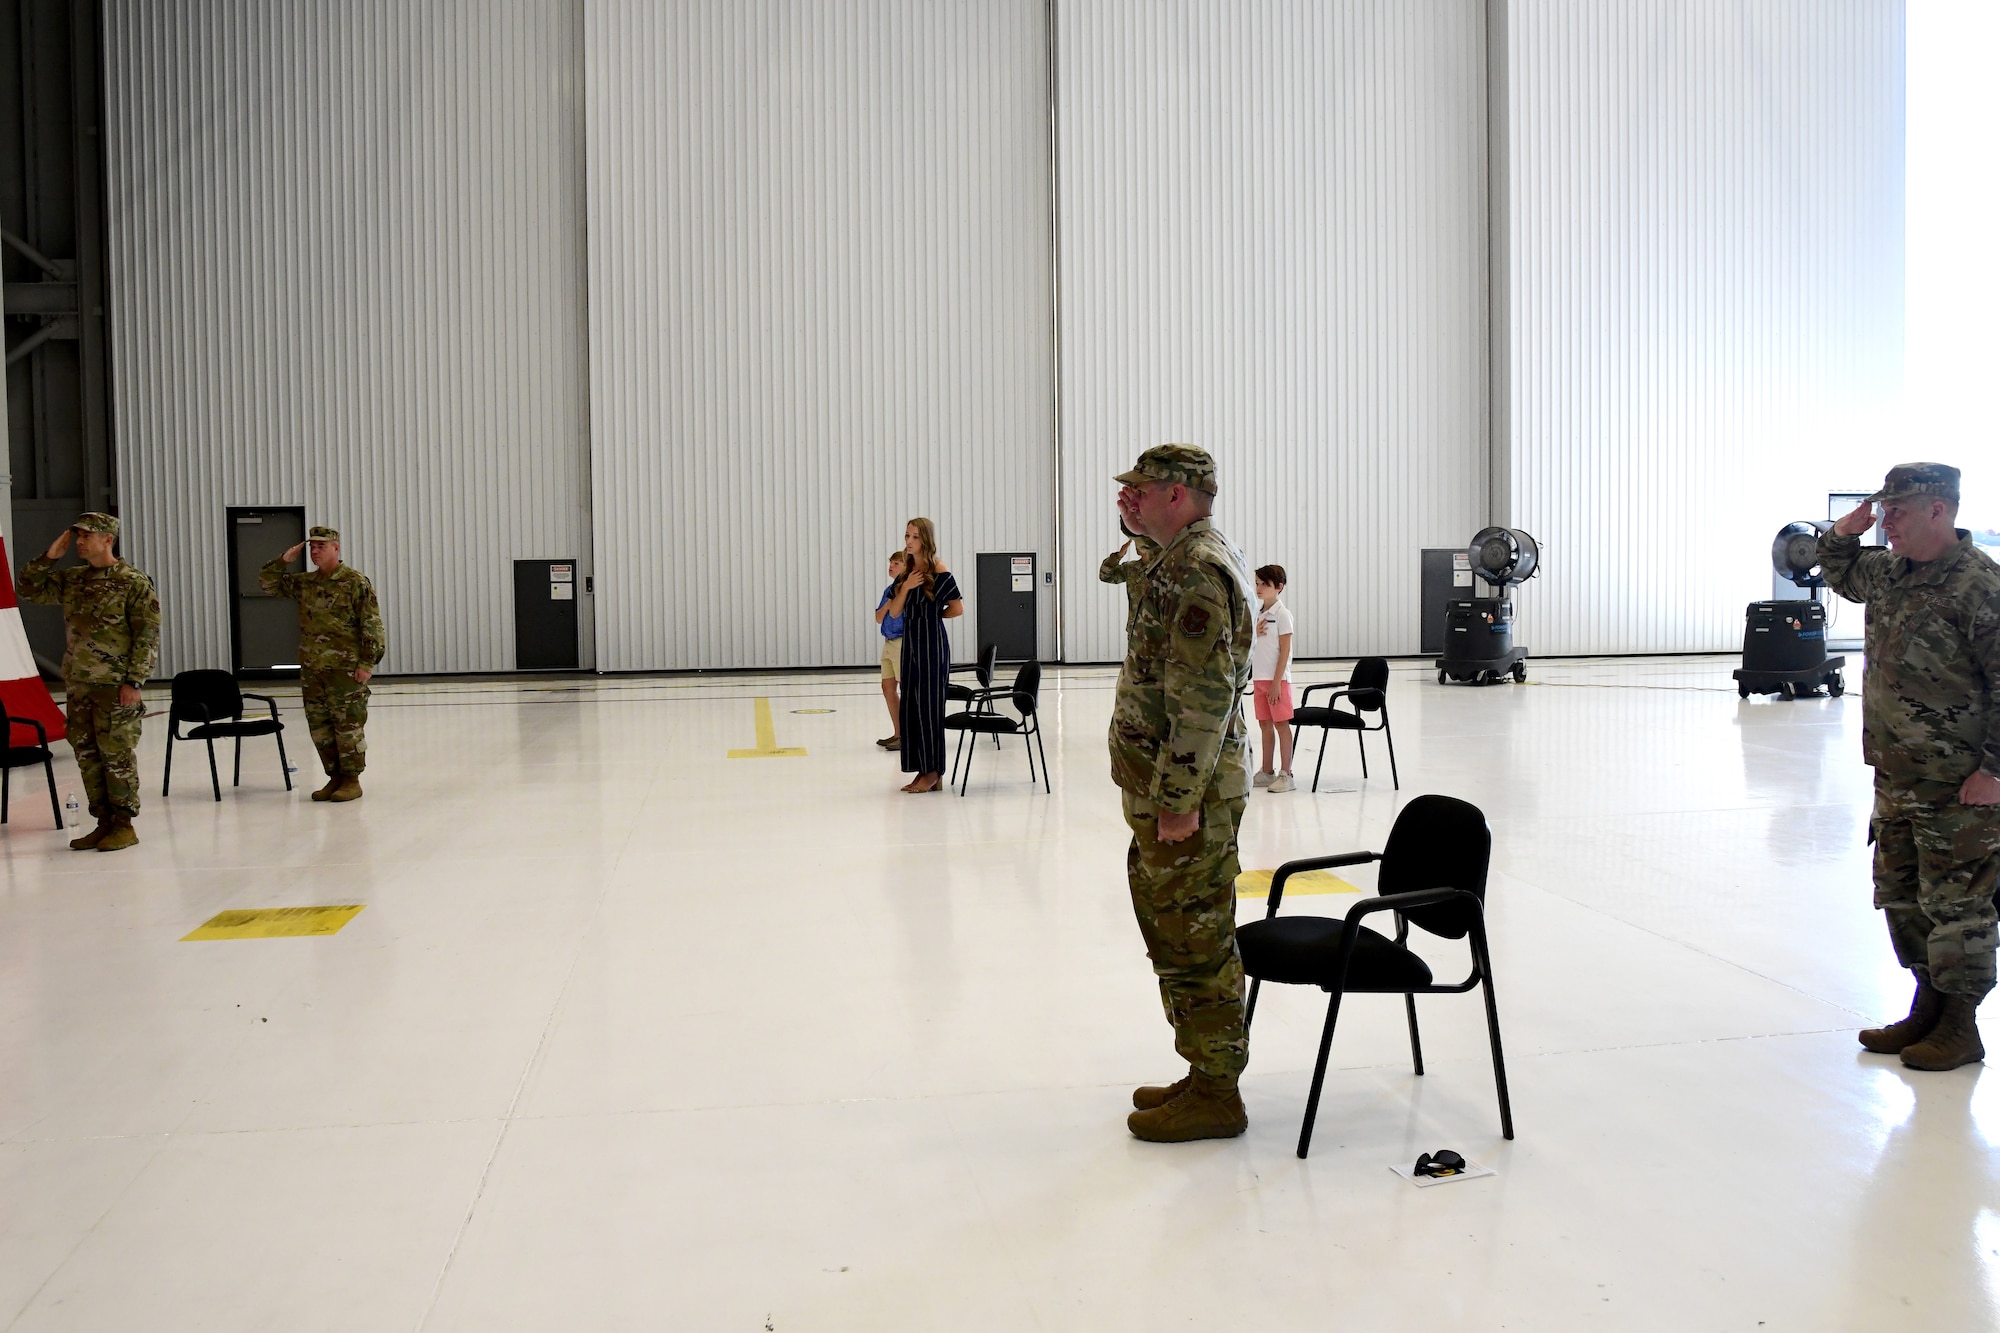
[905,517,939,592]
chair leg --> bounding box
[1310,731,1327,793]
[275,729,293,791]
[43,756,60,828]
[2,761,10,824]
[1034,726,1049,793]
[1384,718,1400,790]
[205,738,221,802]
[1297,990,1348,1159]
[1404,993,1424,1075]
[1244,976,1262,1028]
[958,730,975,796]
[233,734,243,787]
[163,731,174,797]
[1357,730,1369,779]
[1473,927,1514,1139]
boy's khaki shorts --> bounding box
[881,637,902,681]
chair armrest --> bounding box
[241,692,282,721]
[4,713,48,746]
[1346,887,1479,920]
[1317,889,1481,994]
[1297,682,1345,706]
[1264,851,1380,915]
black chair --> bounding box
[164,670,292,801]
[943,662,1049,796]
[1,714,62,828]
[1289,656,1398,791]
[1237,794,1511,1158]
[947,642,1003,751]
[947,642,1000,706]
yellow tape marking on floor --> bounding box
[1234,868,1362,898]
[183,905,366,941]
[728,696,808,758]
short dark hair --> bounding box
[1255,564,1286,588]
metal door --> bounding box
[514,559,579,669]
[976,552,1037,664]
[228,507,305,673]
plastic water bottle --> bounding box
[62,792,80,829]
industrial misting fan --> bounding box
[1732,521,1846,700]
[1437,527,1541,686]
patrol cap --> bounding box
[1869,462,1960,505]
[308,526,340,543]
[70,512,118,536]
[1114,443,1218,496]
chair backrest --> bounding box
[170,670,244,726]
[977,642,999,688]
[1009,661,1042,716]
[1376,794,1491,939]
[1347,656,1390,711]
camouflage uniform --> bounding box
[18,519,161,823]
[1111,454,1256,1084]
[1820,477,2000,1002]
[260,529,385,779]
[1099,535,1160,631]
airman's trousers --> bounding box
[302,669,369,776]
[1871,776,2000,1000]
[65,685,143,821]
[1122,787,1250,1082]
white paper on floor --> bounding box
[1389,1160,1497,1188]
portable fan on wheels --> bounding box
[1436,527,1540,686]
[1732,521,1846,700]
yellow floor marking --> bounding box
[728,696,808,758]
[1234,868,1362,898]
[183,905,366,941]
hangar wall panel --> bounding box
[1502,0,1904,654]
[102,0,592,676]
[584,0,1054,671]
[1055,0,1489,663]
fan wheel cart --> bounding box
[1732,599,1845,699]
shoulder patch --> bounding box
[1179,605,1211,638]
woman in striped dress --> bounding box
[885,517,964,793]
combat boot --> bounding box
[327,777,363,802]
[95,818,138,853]
[68,819,110,851]
[310,774,341,801]
[1127,1072,1247,1143]
[1859,978,1945,1053]
[1899,996,1986,1071]
[1132,1070,1192,1111]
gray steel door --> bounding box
[229,508,305,672]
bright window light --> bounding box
[1907,0,2000,547]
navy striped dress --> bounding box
[898,570,962,774]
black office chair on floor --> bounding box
[944,662,1049,796]
[1,714,62,828]
[1236,794,1511,1159]
[1289,656,1398,791]
[948,642,1003,750]
[164,670,292,801]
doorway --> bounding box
[227,507,305,675]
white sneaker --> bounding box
[1253,770,1275,787]
[1268,774,1296,793]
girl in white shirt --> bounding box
[1251,564,1296,792]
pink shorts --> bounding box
[1252,680,1294,722]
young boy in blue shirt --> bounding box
[875,551,912,748]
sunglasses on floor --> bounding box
[1414,1150,1466,1178]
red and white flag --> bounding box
[0,535,67,745]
